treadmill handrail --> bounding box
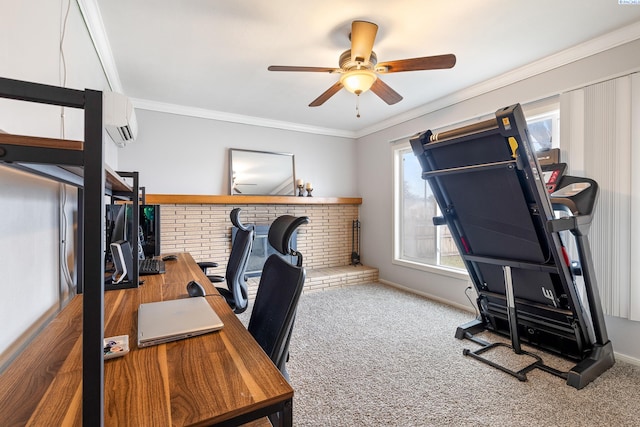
[421,159,516,180]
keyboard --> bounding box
[139,258,166,275]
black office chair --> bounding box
[248,214,309,382]
[198,208,254,314]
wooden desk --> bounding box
[0,253,293,426]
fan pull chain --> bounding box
[356,94,361,118]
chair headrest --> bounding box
[268,215,310,257]
[230,207,253,233]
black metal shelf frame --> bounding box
[0,76,135,426]
[105,171,141,291]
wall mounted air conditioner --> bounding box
[104,90,138,147]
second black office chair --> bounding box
[248,214,309,381]
[199,208,254,314]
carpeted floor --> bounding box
[241,283,640,426]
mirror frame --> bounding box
[228,148,296,196]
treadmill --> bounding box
[410,104,614,389]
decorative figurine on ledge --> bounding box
[305,181,313,197]
[296,178,304,197]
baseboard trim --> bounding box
[613,352,640,367]
[378,279,476,314]
[378,279,640,367]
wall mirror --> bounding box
[229,149,296,195]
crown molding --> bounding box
[81,2,640,140]
[79,0,353,137]
[77,0,123,93]
[131,98,356,138]
[354,20,640,139]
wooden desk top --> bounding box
[0,253,293,426]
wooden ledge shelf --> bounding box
[0,133,132,193]
[0,132,83,150]
[106,165,133,193]
[145,194,362,205]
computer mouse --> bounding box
[162,254,178,261]
[186,280,206,297]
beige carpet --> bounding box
[241,283,640,427]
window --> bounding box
[526,109,559,152]
[393,145,466,277]
[393,108,559,277]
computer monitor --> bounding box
[105,204,161,261]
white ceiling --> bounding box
[87,0,640,137]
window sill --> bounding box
[393,258,469,281]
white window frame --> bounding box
[392,141,469,280]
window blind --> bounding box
[560,73,639,320]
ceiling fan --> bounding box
[268,20,456,114]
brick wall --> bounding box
[159,203,361,271]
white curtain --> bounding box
[560,73,640,320]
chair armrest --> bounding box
[197,261,219,272]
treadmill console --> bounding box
[536,149,597,215]
[541,162,566,194]
[551,182,591,198]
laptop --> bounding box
[137,297,224,348]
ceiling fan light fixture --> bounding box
[340,69,377,95]
[268,20,455,107]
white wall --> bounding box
[117,109,357,196]
[0,0,118,164]
[356,38,640,361]
[0,168,62,359]
[0,0,112,363]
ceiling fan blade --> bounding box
[377,54,457,73]
[370,78,403,105]
[309,81,343,107]
[268,65,339,73]
[350,20,378,63]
